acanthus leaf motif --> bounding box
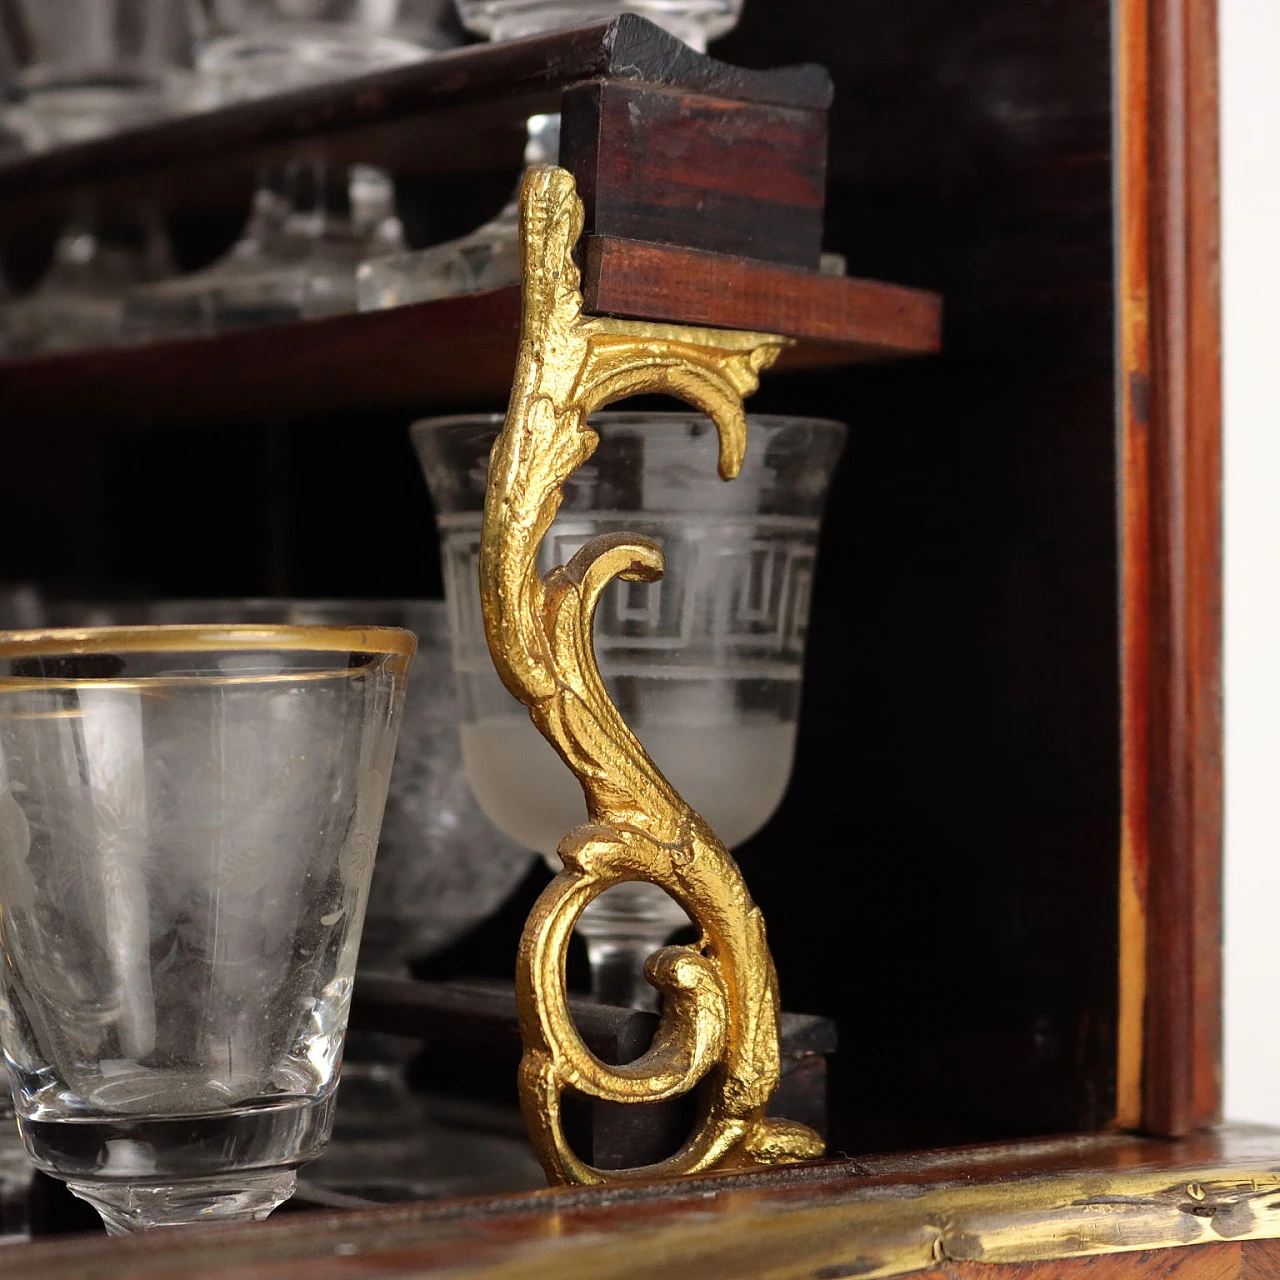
[484,165,823,1183]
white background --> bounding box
[1222,0,1280,1122]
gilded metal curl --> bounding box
[481,164,825,1185]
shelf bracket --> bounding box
[479,163,824,1184]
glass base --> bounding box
[359,111,556,310]
[196,30,427,108]
[358,199,522,310]
[456,1,737,50]
[5,210,173,355]
[17,1090,335,1234]
[127,167,404,339]
[125,254,364,338]
[65,1170,297,1234]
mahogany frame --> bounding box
[1117,0,1222,1135]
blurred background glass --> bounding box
[0,0,194,148]
[0,0,193,353]
[122,0,454,338]
[0,0,745,348]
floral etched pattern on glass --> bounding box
[0,625,412,1232]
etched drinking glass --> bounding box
[134,599,539,1201]
[357,0,744,309]
[414,413,845,1008]
[0,624,413,1232]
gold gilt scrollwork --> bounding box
[480,164,825,1185]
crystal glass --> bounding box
[35,599,541,1203]
[0,0,192,354]
[122,1,451,338]
[414,412,845,1008]
[0,624,413,1232]
[357,0,744,309]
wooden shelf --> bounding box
[0,15,934,430]
[0,238,940,427]
[0,17,830,226]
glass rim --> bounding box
[410,412,848,437]
[0,624,417,666]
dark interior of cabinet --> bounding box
[0,0,1119,1154]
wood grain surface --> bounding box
[560,82,828,268]
[585,237,942,353]
[8,1127,1280,1279]
[1117,0,1223,1137]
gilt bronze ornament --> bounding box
[479,163,825,1184]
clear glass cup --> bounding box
[414,412,845,1008]
[0,0,193,354]
[133,599,540,1202]
[122,1,452,339]
[33,599,542,1203]
[357,0,744,310]
[0,624,413,1232]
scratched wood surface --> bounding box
[8,1127,1280,1278]
[919,1243,1272,1280]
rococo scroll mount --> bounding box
[480,163,825,1184]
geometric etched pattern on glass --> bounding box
[440,513,818,675]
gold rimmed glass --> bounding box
[0,625,413,1232]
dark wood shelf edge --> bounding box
[0,247,940,427]
[586,236,943,354]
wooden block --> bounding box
[560,81,829,269]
